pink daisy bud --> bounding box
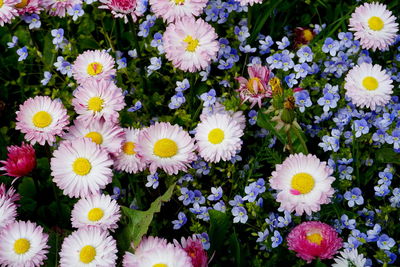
[0,143,36,180]
[174,235,208,267]
[287,221,343,263]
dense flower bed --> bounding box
[1,0,400,266]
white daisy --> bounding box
[72,50,116,84]
[344,63,393,110]
[15,96,70,146]
[59,227,117,267]
[349,2,398,51]
[113,128,147,174]
[0,221,49,267]
[136,122,197,175]
[332,249,367,267]
[64,119,124,154]
[50,138,113,198]
[71,194,121,231]
[270,153,335,216]
[195,113,243,163]
[72,79,126,125]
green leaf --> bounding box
[229,231,242,267]
[208,210,231,253]
[375,148,400,164]
[289,126,308,154]
[43,33,54,67]
[257,111,285,144]
[118,183,176,250]
[18,177,36,198]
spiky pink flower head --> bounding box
[150,0,208,23]
[99,0,145,23]
[270,153,335,216]
[16,96,70,146]
[0,143,36,180]
[236,0,263,6]
[163,17,219,72]
[42,0,82,17]
[72,79,125,125]
[349,2,398,51]
[136,122,197,175]
[174,235,208,267]
[236,64,272,108]
[0,0,19,26]
[15,0,43,15]
[72,50,116,84]
[287,221,342,263]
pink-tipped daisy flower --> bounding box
[0,220,49,267]
[72,50,116,84]
[15,0,43,15]
[236,64,272,108]
[0,198,17,231]
[344,63,393,110]
[270,153,335,216]
[163,16,219,72]
[0,0,19,26]
[349,2,398,51]
[59,227,117,266]
[71,193,121,231]
[287,221,342,263]
[72,79,125,125]
[64,119,124,155]
[150,0,208,23]
[195,113,243,163]
[50,138,113,198]
[16,96,69,146]
[42,0,82,17]
[113,127,147,174]
[136,122,197,175]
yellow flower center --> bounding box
[85,131,103,145]
[72,158,92,176]
[88,208,104,221]
[362,76,378,91]
[87,97,104,112]
[246,77,262,94]
[306,233,323,245]
[208,128,225,144]
[79,245,96,264]
[303,29,314,42]
[15,0,29,8]
[122,141,136,155]
[153,264,168,267]
[32,111,52,128]
[153,138,178,158]
[291,172,315,195]
[368,16,384,31]
[173,0,184,4]
[0,0,4,7]
[14,238,30,255]
[183,35,199,52]
[87,62,103,76]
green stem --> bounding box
[291,125,308,154]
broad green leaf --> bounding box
[119,183,176,250]
[257,111,285,144]
[208,210,231,253]
[376,148,400,165]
